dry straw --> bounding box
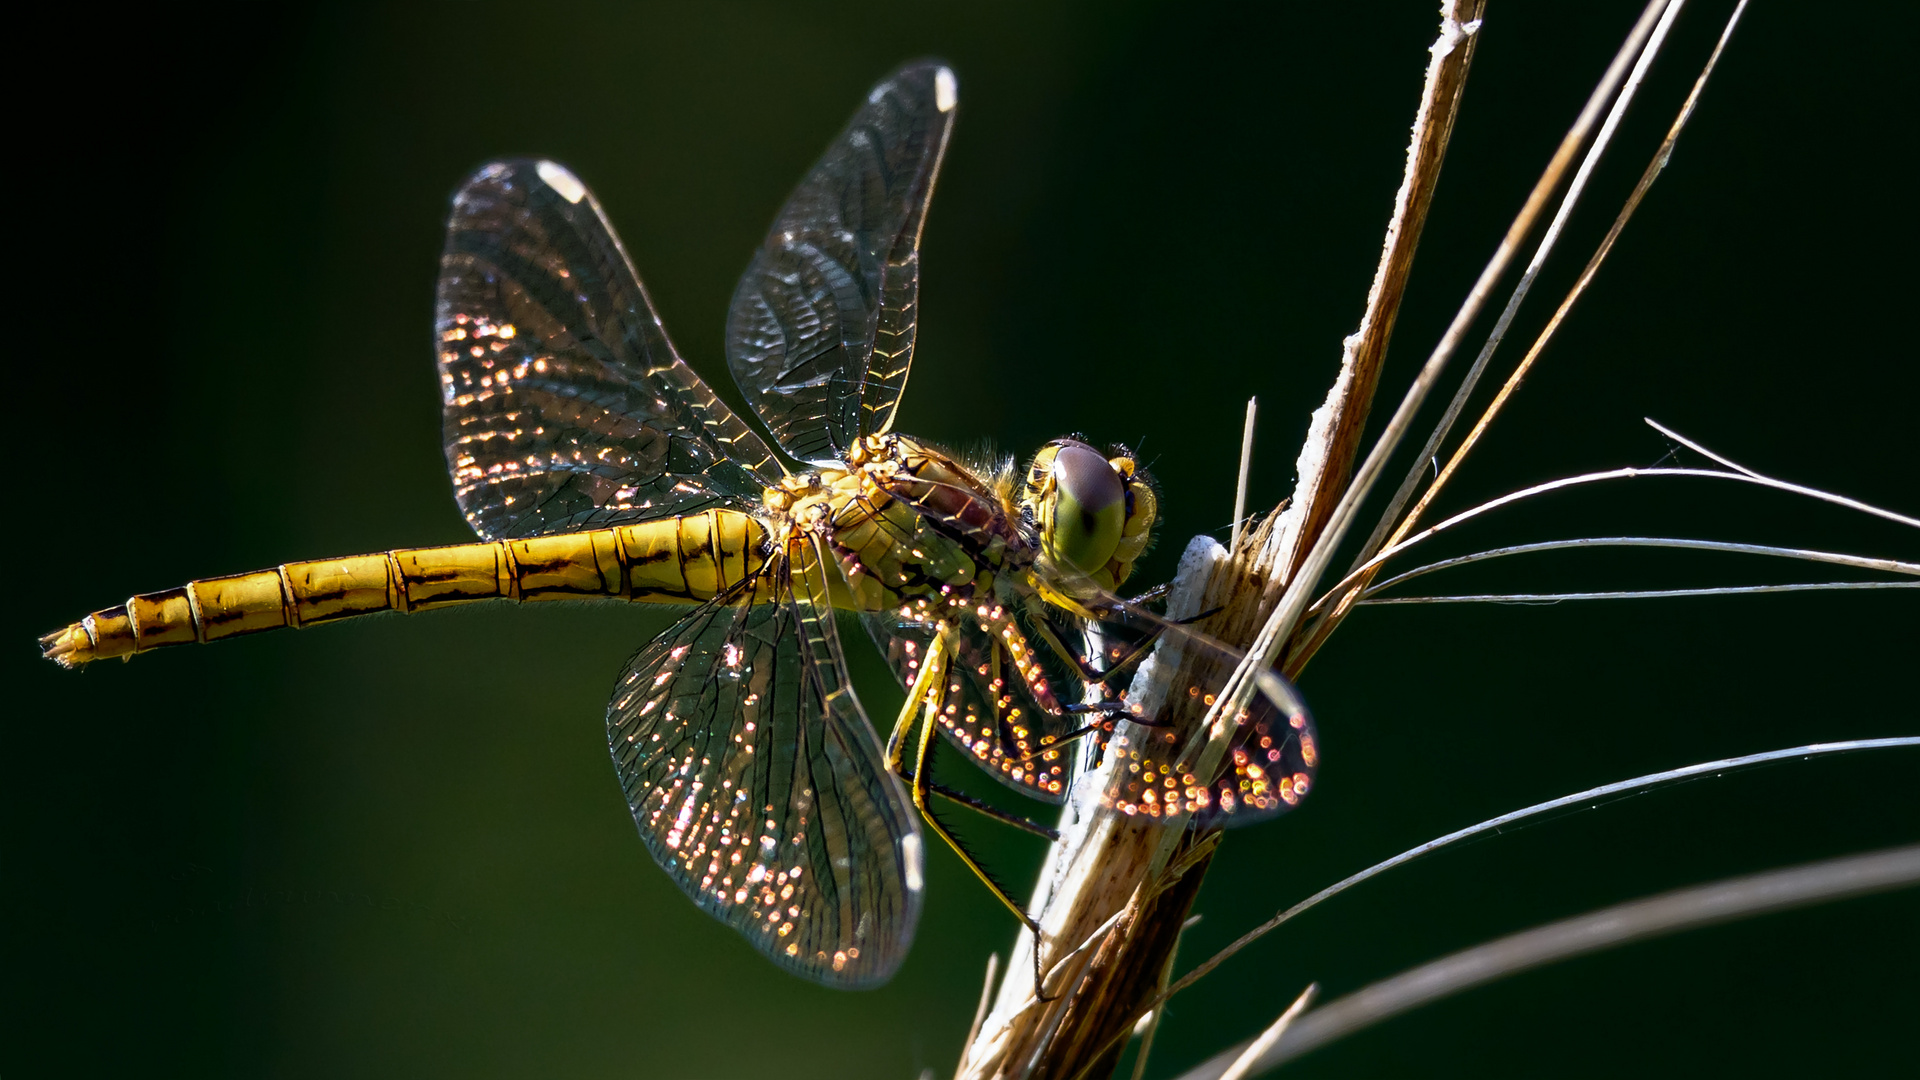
[952,2,1916,1077]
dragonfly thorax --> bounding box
[774,434,1032,616]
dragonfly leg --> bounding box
[1084,635,1160,686]
[1059,702,1172,727]
[1027,606,1186,688]
[1124,581,1171,606]
[913,780,1059,842]
[1037,707,1170,774]
[884,639,948,775]
[886,634,1062,841]
[1028,616,1111,685]
[1011,721,1102,761]
[904,641,1033,926]
[911,686,1061,1000]
[895,634,1055,993]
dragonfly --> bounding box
[42,61,1316,987]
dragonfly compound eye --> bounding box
[1043,441,1126,578]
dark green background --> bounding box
[8,3,1915,1077]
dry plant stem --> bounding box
[1265,0,1489,589]
[1360,536,1920,598]
[1350,0,1700,579]
[961,953,1002,1074]
[1062,737,1919,1069]
[1645,417,1920,528]
[1017,897,1141,1080]
[1124,999,1165,1080]
[1199,0,1673,797]
[1230,398,1258,552]
[1124,917,1200,1080]
[1308,463,1920,621]
[1215,984,1317,1080]
[955,6,1492,1075]
[1267,0,1669,596]
[1046,862,1215,1080]
[1361,581,1917,605]
[1396,2,1745,536]
[1172,844,1920,1079]
[1302,2,1749,670]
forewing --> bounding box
[607,541,922,987]
[438,159,783,539]
[725,61,957,464]
[863,604,1082,804]
[1101,685,1319,829]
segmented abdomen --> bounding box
[40,511,772,667]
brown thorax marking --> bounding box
[761,434,1031,615]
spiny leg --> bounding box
[1027,613,1159,708]
[912,776,1061,842]
[1020,618,1162,774]
[913,691,1064,1001]
[894,632,1057,999]
[1036,598,1227,687]
[883,630,951,775]
[884,638,1060,840]
[1027,614,1112,687]
[1002,708,1177,774]
[1124,581,1171,606]
[903,638,1033,929]
[1028,599,1227,770]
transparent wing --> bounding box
[1101,683,1319,829]
[725,61,958,464]
[438,159,784,540]
[607,539,922,987]
[864,602,1084,804]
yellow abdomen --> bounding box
[41,511,772,668]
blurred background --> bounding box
[7,3,1915,1077]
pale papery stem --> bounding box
[1350,0,1698,581]
[1215,984,1317,1080]
[1181,0,1675,835]
[956,4,1514,1074]
[1292,2,1750,676]
[1229,398,1258,553]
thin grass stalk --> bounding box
[1213,984,1316,1080]
[957,953,1001,1079]
[1122,915,1198,1080]
[1229,398,1258,552]
[1644,418,1920,528]
[1044,737,1920,1071]
[1172,844,1920,1079]
[1358,536,1920,598]
[1361,581,1918,604]
[1395,1,1745,547]
[1308,461,1920,620]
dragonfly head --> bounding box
[1022,438,1157,595]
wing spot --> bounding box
[902,834,924,892]
[535,160,587,203]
